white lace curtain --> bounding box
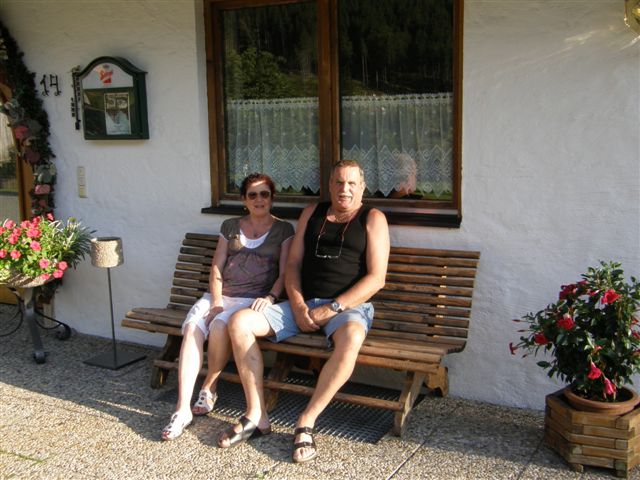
[226,93,452,196]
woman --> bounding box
[161,173,294,441]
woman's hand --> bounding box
[251,295,274,313]
[204,305,224,328]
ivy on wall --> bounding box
[0,20,56,217]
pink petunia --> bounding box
[39,258,50,269]
[10,250,20,259]
[587,362,602,380]
[29,241,41,251]
[4,220,15,229]
[57,261,68,271]
[7,235,18,245]
[0,249,6,258]
[26,228,41,238]
[46,213,54,221]
[39,273,51,281]
[52,269,64,279]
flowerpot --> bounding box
[545,389,640,478]
[563,386,640,416]
[0,270,51,289]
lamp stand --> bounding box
[84,267,146,370]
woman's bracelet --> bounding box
[266,292,278,303]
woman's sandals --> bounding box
[217,415,271,448]
[161,411,193,441]
[292,426,317,463]
[192,389,217,416]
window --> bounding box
[204,0,462,226]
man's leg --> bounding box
[293,321,367,462]
[218,308,274,446]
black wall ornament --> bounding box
[75,57,149,140]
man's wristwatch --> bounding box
[330,300,344,313]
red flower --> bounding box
[602,289,621,304]
[559,284,577,300]
[633,331,640,340]
[534,333,549,345]
[557,314,575,330]
[604,377,617,396]
[587,362,602,380]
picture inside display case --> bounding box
[77,57,148,140]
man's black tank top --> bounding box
[302,202,371,299]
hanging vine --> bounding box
[0,20,56,217]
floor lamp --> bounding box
[84,237,146,370]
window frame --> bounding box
[203,0,463,227]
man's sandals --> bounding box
[217,415,271,448]
[292,426,317,463]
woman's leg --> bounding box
[199,319,231,394]
[175,323,206,413]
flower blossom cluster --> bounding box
[0,214,75,281]
[510,261,640,402]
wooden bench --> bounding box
[122,232,480,435]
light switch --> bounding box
[77,166,87,197]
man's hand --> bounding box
[204,305,224,328]
[308,304,334,327]
[292,302,320,332]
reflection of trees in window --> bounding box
[223,4,318,100]
[339,0,453,95]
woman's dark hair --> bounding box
[240,173,276,198]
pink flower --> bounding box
[0,249,6,258]
[20,220,30,229]
[52,269,64,279]
[29,241,41,251]
[7,235,18,245]
[0,226,6,234]
[39,258,50,269]
[587,362,602,380]
[26,228,40,238]
[602,289,621,305]
[46,213,54,221]
[57,261,68,271]
[534,333,549,345]
[604,377,617,397]
[10,250,20,259]
[557,314,575,330]
[39,273,51,281]
[5,220,15,229]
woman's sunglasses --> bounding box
[246,190,272,200]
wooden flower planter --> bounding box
[545,388,640,478]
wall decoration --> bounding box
[76,57,149,140]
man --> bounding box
[218,160,390,463]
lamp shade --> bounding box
[91,237,124,268]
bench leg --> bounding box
[265,352,294,411]
[425,365,449,397]
[393,371,427,436]
[151,335,182,389]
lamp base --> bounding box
[84,349,146,370]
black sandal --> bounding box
[292,426,317,463]
[217,415,271,448]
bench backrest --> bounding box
[168,233,480,353]
[370,246,480,354]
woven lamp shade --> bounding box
[91,237,124,268]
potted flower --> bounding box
[510,261,640,414]
[0,214,93,288]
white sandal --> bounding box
[192,389,218,416]
[161,411,193,441]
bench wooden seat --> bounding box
[122,232,480,435]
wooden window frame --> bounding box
[202,0,463,227]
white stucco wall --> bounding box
[1,0,638,410]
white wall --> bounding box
[1,0,638,410]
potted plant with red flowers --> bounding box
[511,261,640,415]
[0,214,92,289]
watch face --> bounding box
[331,301,343,313]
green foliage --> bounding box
[511,261,640,401]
